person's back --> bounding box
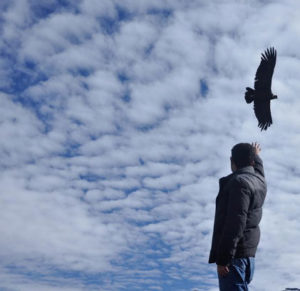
[209,142,267,291]
[232,153,266,261]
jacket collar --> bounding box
[234,166,255,175]
[219,166,254,187]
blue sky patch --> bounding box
[200,79,209,97]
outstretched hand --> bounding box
[252,142,261,155]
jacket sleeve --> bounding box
[254,154,264,177]
[216,178,251,266]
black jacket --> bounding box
[208,155,267,266]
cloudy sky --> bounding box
[1,0,300,290]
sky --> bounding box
[1,0,300,290]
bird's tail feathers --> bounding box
[245,87,255,103]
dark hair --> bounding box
[231,143,255,169]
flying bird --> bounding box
[245,47,277,130]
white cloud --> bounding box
[1,0,300,290]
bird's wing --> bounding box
[254,47,276,91]
[254,99,273,130]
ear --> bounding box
[230,158,237,172]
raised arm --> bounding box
[252,142,265,177]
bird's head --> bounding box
[271,94,278,100]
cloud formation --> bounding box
[1,0,300,290]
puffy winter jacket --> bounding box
[208,155,267,266]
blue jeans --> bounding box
[218,257,255,291]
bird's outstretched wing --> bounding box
[254,47,276,91]
[254,99,273,130]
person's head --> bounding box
[230,143,255,172]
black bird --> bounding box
[245,47,277,130]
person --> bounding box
[208,142,267,291]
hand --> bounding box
[252,142,261,155]
[217,265,230,277]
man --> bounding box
[209,142,267,290]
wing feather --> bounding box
[254,47,276,92]
[253,99,273,130]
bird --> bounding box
[245,47,277,130]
